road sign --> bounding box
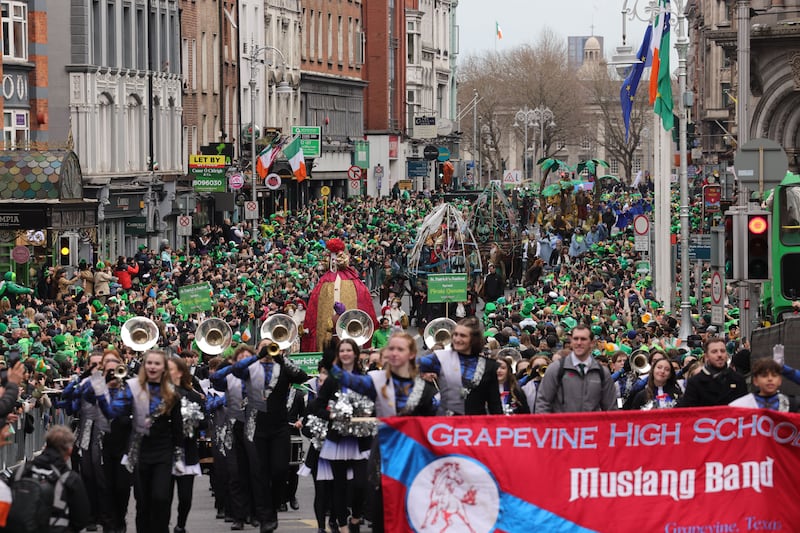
[177,215,192,236]
[350,179,360,191]
[228,173,244,190]
[265,173,281,190]
[423,145,439,161]
[675,234,712,261]
[427,273,468,303]
[734,138,788,190]
[291,126,322,158]
[179,282,213,314]
[711,270,723,305]
[245,201,258,220]
[11,245,30,264]
[633,215,650,252]
[348,166,362,180]
[320,186,331,197]
[437,147,450,162]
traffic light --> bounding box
[746,213,770,280]
[59,237,71,266]
[723,214,734,279]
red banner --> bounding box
[379,407,800,533]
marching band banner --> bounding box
[379,407,800,533]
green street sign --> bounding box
[354,140,369,168]
[427,273,468,303]
[288,352,323,376]
[291,126,321,158]
[179,282,213,314]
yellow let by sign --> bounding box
[189,154,226,167]
[320,186,331,196]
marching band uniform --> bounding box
[230,352,309,533]
[308,371,373,533]
[100,380,133,533]
[210,362,254,529]
[499,381,529,414]
[204,384,228,520]
[283,385,305,511]
[418,348,503,415]
[170,384,206,533]
[92,377,182,533]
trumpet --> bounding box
[536,365,548,378]
[113,365,128,380]
[266,342,281,357]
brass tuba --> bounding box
[196,318,233,355]
[423,317,457,349]
[630,349,651,376]
[335,309,374,347]
[121,316,160,352]
[260,313,299,351]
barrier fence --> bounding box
[0,405,71,470]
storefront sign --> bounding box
[381,408,800,533]
[124,217,148,235]
[190,155,227,193]
[0,210,47,229]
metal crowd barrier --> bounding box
[0,405,71,469]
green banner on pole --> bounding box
[179,282,213,314]
[427,273,468,303]
[288,352,323,376]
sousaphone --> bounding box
[423,317,457,349]
[260,313,299,351]
[121,316,160,352]
[196,318,233,355]
[335,309,374,347]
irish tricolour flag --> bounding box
[283,136,307,182]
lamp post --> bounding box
[246,37,293,203]
[514,107,537,182]
[620,0,691,341]
[529,106,555,182]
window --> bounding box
[2,1,27,60]
[327,14,332,61]
[556,140,566,150]
[337,16,343,62]
[581,137,591,151]
[610,160,619,175]
[3,110,29,149]
[213,33,220,94]
[633,158,642,173]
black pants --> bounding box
[226,421,253,521]
[80,430,109,526]
[211,445,229,513]
[313,478,334,530]
[244,416,290,526]
[330,459,368,527]
[134,461,172,533]
[170,475,195,528]
[101,445,131,530]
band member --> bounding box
[520,354,551,413]
[167,357,206,533]
[203,357,229,521]
[209,345,257,530]
[496,356,529,414]
[630,357,683,409]
[99,350,133,533]
[308,339,373,533]
[418,317,503,415]
[330,332,439,532]
[230,340,309,533]
[90,350,182,533]
[282,379,305,512]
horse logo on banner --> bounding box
[408,456,499,533]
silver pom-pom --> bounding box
[329,391,377,437]
[181,397,205,438]
[305,414,329,450]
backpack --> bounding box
[6,462,69,533]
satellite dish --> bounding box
[437,118,453,136]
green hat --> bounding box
[484,302,497,313]
[96,262,105,270]
[562,317,577,332]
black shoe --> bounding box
[230,523,244,531]
[216,510,226,519]
[224,516,234,523]
[290,497,300,510]
[278,503,288,512]
[260,521,278,533]
[174,527,186,533]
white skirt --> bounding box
[312,458,352,481]
[172,462,202,477]
[319,437,370,462]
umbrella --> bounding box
[541,184,562,198]
[598,174,620,182]
[576,158,610,176]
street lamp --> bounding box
[247,37,293,203]
[514,107,537,182]
[619,0,691,341]
[527,106,555,182]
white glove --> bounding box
[773,344,785,367]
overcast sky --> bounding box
[456,0,652,60]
